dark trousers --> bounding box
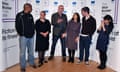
[38,51,45,63]
[99,50,107,66]
[79,36,91,61]
[68,49,75,59]
[50,35,66,57]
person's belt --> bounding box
[80,34,89,37]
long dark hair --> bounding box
[71,12,80,23]
[103,15,114,30]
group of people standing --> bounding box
[15,3,114,72]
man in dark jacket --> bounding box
[15,3,36,72]
[77,7,96,65]
[48,5,67,62]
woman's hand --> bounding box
[101,21,106,31]
[40,32,49,37]
[62,33,67,38]
[98,20,106,31]
[75,36,79,43]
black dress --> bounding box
[35,19,51,51]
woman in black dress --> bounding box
[35,11,51,67]
[96,15,114,69]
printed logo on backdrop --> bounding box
[91,0,95,5]
[36,0,40,4]
[2,0,17,22]
[72,1,77,6]
[53,1,58,6]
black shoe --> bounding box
[31,64,37,69]
[68,58,71,63]
[21,68,26,72]
[48,56,54,60]
[97,65,106,70]
[44,60,48,63]
[62,57,66,62]
[38,62,43,67]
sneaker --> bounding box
[21,68,26,72]
[76,59,81,64]
[85,61,89,65]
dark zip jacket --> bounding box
[15,11,35,38]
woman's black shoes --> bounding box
[97,65,106,70]
[68,58,74,63]
[68,58,71,63]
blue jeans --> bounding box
[79,36,91,61]
[19,36,35,69]
[50,35,66,57]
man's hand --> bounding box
[57,18,63,24]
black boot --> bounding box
[68,57,72,63]
[62,56,66,62]
[48,56,54,60]
[97,64,106,70]
[71,57,74,63]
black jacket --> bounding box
[81,16,96,37]
[15,11,35,38]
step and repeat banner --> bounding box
[1,0,120,71]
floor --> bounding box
[5,57,115,72]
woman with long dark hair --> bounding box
[66,13,81,63]
[96,15,114,69]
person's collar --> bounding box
[23,10,30,14]
[57,12,63,16]
[85,15,90,20]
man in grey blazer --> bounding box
[48,5,67,62]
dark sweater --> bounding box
[81,16,96,37]
[15,11,35,38]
